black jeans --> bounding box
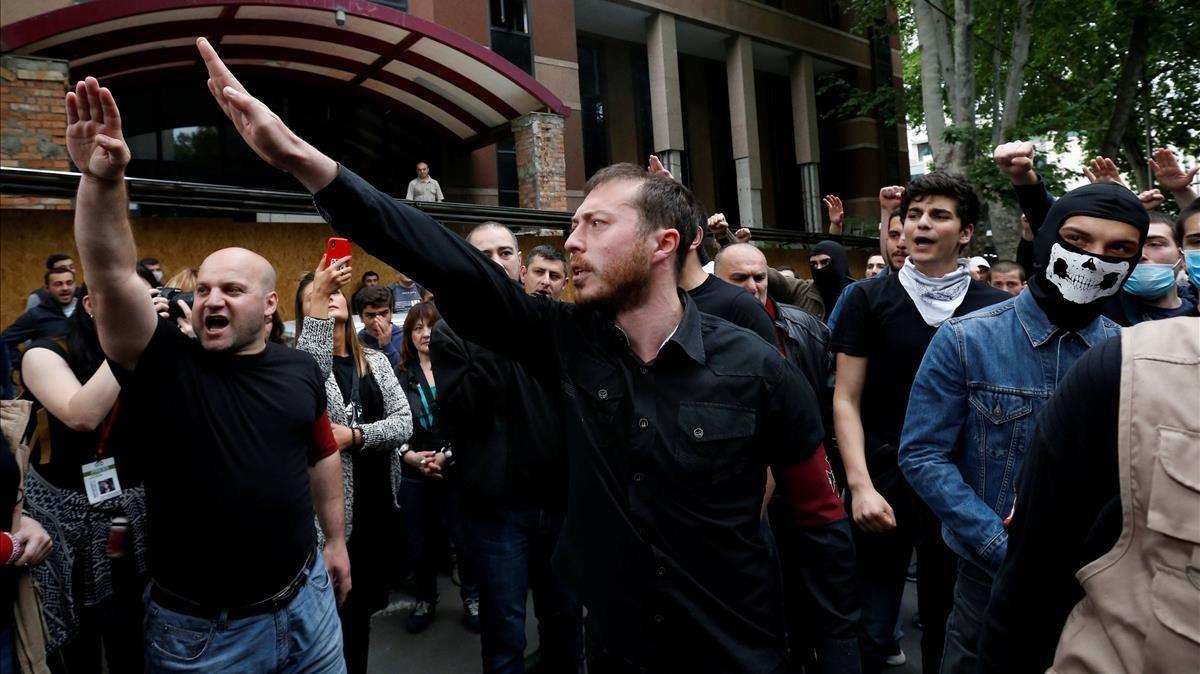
[399,477,478,604]
[850,460,955,674]
[939,558,993,673]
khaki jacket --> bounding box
[1051,317,1200,673]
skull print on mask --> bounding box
[1028,183,1149,331]
[1046,242,1130,304]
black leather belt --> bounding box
[150,548,318,620]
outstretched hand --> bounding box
[823,195,845,226]
[196,37,337,191]
[1137,189,1164,211]
[1083,156,1126,187]
[1149,148,1199,192]
[65,77,130,182]
[647,155,675,181]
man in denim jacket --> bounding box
[899,179,1150,672]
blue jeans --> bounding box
[143,551,345,673]
[469,508,581,674]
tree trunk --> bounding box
[950,0,977,175]
[1121,131,1150,192]
[1101,0,1153,159]
[994,0,1035,145]
[912,0,951,168]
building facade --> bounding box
[2,0,904,326]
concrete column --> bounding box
[790,53,822,232]
[725,35,762,228]
[647,13,686,179]
[511,112,567,211]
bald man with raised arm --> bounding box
[66,76,349,673]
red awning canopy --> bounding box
[2,0,568,145]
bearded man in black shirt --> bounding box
[198,38,832,673]
[66,76,349,673]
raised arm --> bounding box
[66,78,158,370]
[1149,147,1198,209]
[994,140,1054,233]
[198,40,557,360]
[21,349,120,432]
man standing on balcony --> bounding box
[406,161,444,203]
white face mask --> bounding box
[1047,242,1129,304]
[153,270,164,283]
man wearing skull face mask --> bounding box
[898,182,1148,671]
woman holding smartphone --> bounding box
[294,255,411,674]
[395,301,480,635]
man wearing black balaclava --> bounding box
[809,240,855,322]
[898,182,1148,672]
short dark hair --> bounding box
[990,259,1025,281]
[524,244,567,268]
[138,257,160,267]
[582,163,705,272]
[135,264,158,288]
[44,267,73,286]
[45,253,71,270]
[901,172,980,231]
[353,285,392,315]
[361,270,379,283]
[1144,211,1177,247]
[1178,201,1200,245]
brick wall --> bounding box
[1,55,71,210]
[512,112,566,212]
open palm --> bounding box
[65,77,129,181]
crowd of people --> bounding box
[0,37,1197,674]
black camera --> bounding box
[159,287,194,322]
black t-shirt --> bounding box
[688,275,777,346]
[979,335,1122,674]
[330,355,384,426]
[111,320,333,606]
[831,273,1009,453]
[23,338,140,492]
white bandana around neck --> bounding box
[898,257,973,327]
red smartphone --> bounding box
[325,237,352,269]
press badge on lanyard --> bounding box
[83,400,123,505]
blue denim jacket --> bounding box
[898,289,1119,574]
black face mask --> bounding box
[1028,183,1148,331]
[811,240,852,316]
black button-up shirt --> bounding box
[315,167,824,673]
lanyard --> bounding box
[95,397,121,459]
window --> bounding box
[490,0,528,33]
[371,0,408,10]
[577,39,609,178]
[917,142,933,160]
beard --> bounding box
[575,245,653,312]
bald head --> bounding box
[714,244,769,304]
[466,221,521,280]
[194,247,279,355]
[202,247,277,292]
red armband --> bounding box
[310,411,338,465]
[776,444,845,527]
